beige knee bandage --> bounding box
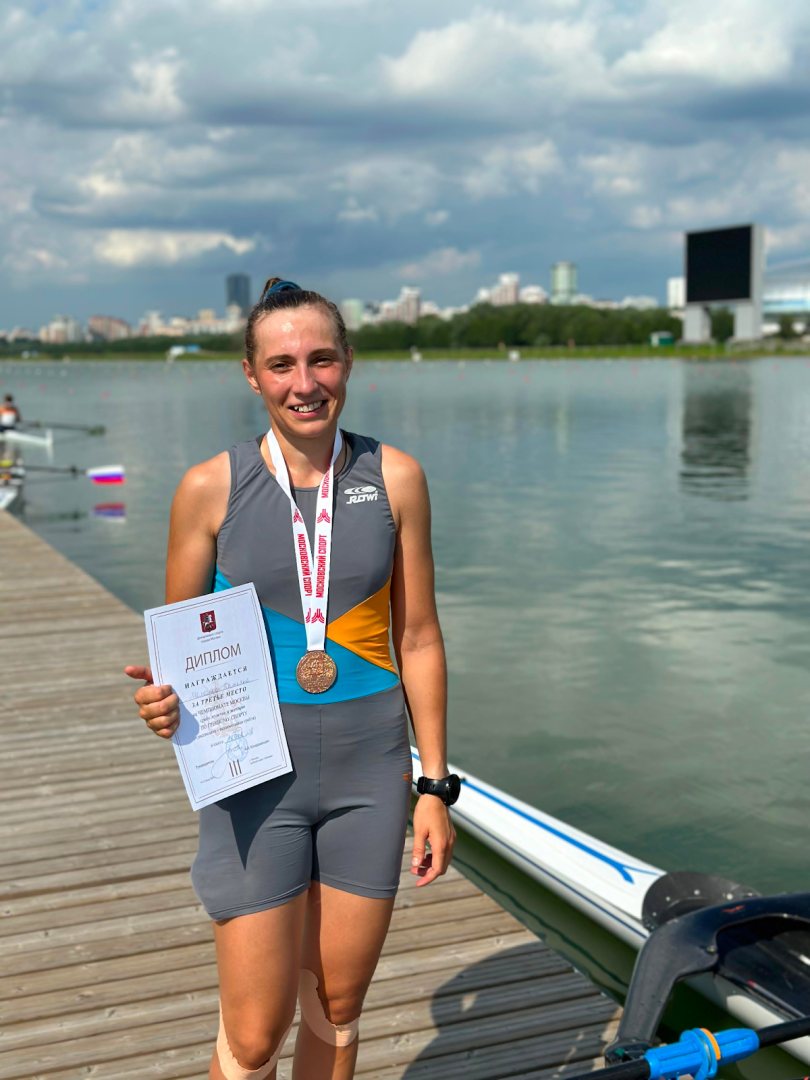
[216,1005,292,1080]
[298,969,360,1047]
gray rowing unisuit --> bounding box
[191,432,412,919]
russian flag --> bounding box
[93,503,127,520]
[87,465,126,485]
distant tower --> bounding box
[396,287,421,325]
[340,299,364,332]
[551,262,578,305]
[492,273,520,306]
[226,273,251,317]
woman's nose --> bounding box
[291,363,318,394]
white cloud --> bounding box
[92,229,255,267]
[464,140,561,199]
[1,0,810,322]
[382,9,609,102]
[614,0,796,87]
[337,198,378,224]
[424,210,449,227]
[399,247,481,279]
[333,156,440,218]
[629,204,663,229]
[115,49,186,121]
[580,149,646,196]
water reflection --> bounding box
[680,365,752,500]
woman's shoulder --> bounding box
[173,451,231,516]
[343,431,423,483]
[379,444,427,528]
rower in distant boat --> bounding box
[0,394,20,432]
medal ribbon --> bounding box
[266,427,342,655]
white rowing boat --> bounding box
[1,428,53,449]
[0,486,20,511]
[410,747,810,1066]
[0,458,24,511]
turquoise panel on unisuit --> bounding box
[213,568,399,705]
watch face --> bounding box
[447,774,461,805]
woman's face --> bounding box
[243,305,352,441]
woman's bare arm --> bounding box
[125,452,231,737]
[384,444,454,886]
[165,452,231,603]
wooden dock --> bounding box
[0,511,621,1079]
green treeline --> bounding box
[349,303,685,351]
[0,332,241,359]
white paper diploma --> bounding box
[144,583,292,811]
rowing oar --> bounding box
[567,1015,810,1080]
[23,421,106,435]
[22,464,125,484]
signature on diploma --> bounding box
[211,733,250,780]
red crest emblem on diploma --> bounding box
[200,611,217,633]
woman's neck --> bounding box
[265,424,342,488]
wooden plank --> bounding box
[0,513,622,1080]
[0,995,619,1078]
[1,942,566,1027]
[1,971,595,1054]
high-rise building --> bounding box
[226,273,251,317]
[519,285,548,305]
[88,315,131,341]
[340,299,364,331]
[491,273,520,306]
[667,276,686,310]
[551,262,578,305]
[396,287,421,325]
[39,315,87,344]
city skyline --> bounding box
[1,2,809,331]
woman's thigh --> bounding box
[301,881,396,1020]
[215,892,308,1034]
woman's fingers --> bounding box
[411,832,428,875]
[413,805,456,887]
[128,673,179,739]
[140,693,179,722]
[125,665,153,684]
[134,684,174,709]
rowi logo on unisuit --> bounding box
[344,486,377,504]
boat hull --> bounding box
[411,748,810,1065]
[0,486,21,510]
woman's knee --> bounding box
[223,1007,295,1071]
[299,968,363,1043]
[321,985,364,1026]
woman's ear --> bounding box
[242,357,262,394]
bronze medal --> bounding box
[296,651,338,694]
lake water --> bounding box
[4,356,810,897]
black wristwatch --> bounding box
[416,774,461,806]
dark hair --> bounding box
[245,276,349,366]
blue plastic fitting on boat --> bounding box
[644,1027,760,1080]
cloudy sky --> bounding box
[2,0,809,329]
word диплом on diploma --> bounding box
[144,583,291,811]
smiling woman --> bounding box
[124,278,456,1080]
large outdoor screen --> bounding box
[686,225,753,303]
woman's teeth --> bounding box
[291,401,324,414]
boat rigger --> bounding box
[411,748,810,1067]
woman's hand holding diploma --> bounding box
[124,665,181,739]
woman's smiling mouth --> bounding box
[290,400,326,415]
